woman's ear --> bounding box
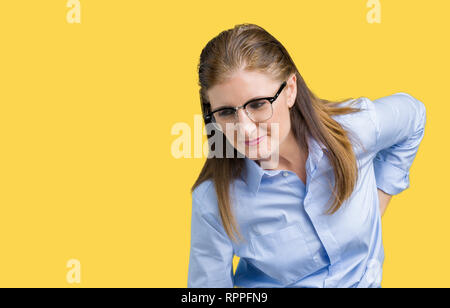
[287,74,297,108]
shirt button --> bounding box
[313,256,319,262]
[282,171,289,177]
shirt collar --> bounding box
[242,134,327,194]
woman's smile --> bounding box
[245,135,266,146]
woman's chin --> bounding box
[241,144,273,160]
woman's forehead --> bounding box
[207,74,279,108]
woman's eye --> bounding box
[248,100,267,109]
[218,109,235,117]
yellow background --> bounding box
[0,0,446,287]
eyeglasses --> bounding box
[204,81,287,125]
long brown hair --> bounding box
[192,23,364,244]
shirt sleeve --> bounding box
[187,195,235,288]
[365,93,427,195]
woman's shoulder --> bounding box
[191,177,242,217]
[192,178,214,202]
[330,97,378,157]
[191,179,221,217]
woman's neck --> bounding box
[257,130,307,172]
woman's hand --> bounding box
[377,188,392,217]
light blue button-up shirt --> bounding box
[187,93,426,288]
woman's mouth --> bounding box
[245,135,265,146]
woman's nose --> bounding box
[236,108,257,137]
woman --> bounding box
[187,23,426,288]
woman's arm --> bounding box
[377,188,392,217]
[365,93,426,196]
[187,195,235,288]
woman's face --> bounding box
[206,69,297,161]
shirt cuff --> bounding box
[373,158,410,195]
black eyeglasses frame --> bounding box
[203,81,287,124]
